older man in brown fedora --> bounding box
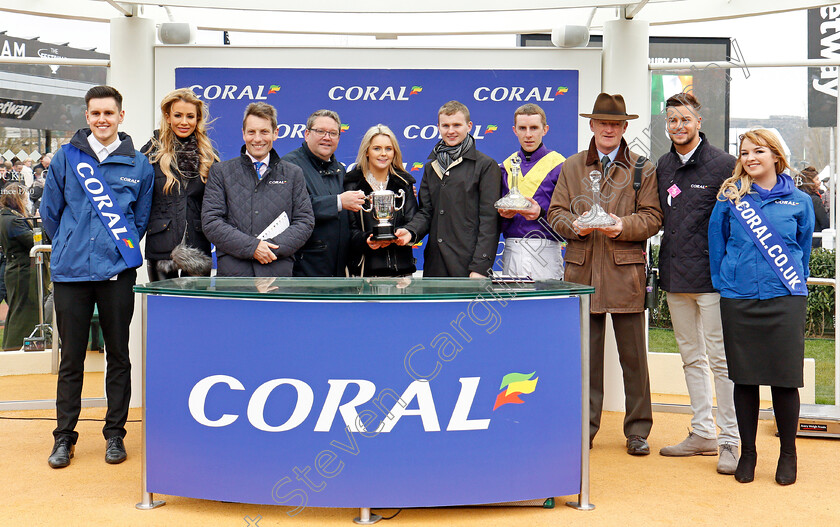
[548,92,663,455]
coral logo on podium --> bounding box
[493,371,538,410]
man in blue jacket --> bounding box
[41,85,154,468]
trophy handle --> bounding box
[394,189,406,211]
[361,194,373,213]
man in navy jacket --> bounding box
[282,109,364,277]
[41,85,153,468]
[656,93,739,474]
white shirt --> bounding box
[245,152,270,178]
[596,146,620,165]
[677,138,703,165]
[87,134,121,163]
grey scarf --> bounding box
[433,134,475,172]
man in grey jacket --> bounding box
[202,102,314,277]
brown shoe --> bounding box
[626,435,650,456]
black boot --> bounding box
[735,449,756,483]
[775,451,797,485]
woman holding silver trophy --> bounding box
[344,125,418,277]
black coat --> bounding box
[344,167,418,277]
[0,209,40,350]
[805,189,829,247]
[657,134,735,293]
[202,147,314,277]
[282,144,351,277]
[141,133,212,261]
[403,143,501,277]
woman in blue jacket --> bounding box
[708,129,814,486]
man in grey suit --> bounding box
[202,102,314,276]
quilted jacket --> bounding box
[656,133,735,293]
[202,146,314,277]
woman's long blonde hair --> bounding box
[150,88,219,194]
[717,128,789,204]
[354,124,405,177]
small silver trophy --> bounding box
[362,189,406,240]
[494,154,531,211]
[577,169,616,227]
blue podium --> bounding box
[134,277,595,520]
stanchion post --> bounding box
[353,507,382,525]
[136,294,165,510]
[835,85,840,410]
[567,294,595,511]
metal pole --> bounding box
[567,294,594,511]
[353,507,381,525]
[648,57,840,70]
[831,128,836,232]
[136,294,165,510]
[835,89,840,410]
[35,252,45,340]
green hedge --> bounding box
[649,246,835,338]
[807,248,835,337]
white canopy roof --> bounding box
[1,0,836,37]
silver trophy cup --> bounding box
[362,189,406,240]
[577,169,616,228]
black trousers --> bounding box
[53,269,136,443]
[590,312,653,439]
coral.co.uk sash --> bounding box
[63,144,142,268]
[728,195,807,295]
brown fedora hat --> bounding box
[580,92,639,120]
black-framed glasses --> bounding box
[308,128,340,139]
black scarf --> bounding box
[174,134,200,181]
[433,134,474,172]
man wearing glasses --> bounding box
[283,109,364,276]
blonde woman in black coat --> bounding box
[143,88,219,281]
[344,125,418,277]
